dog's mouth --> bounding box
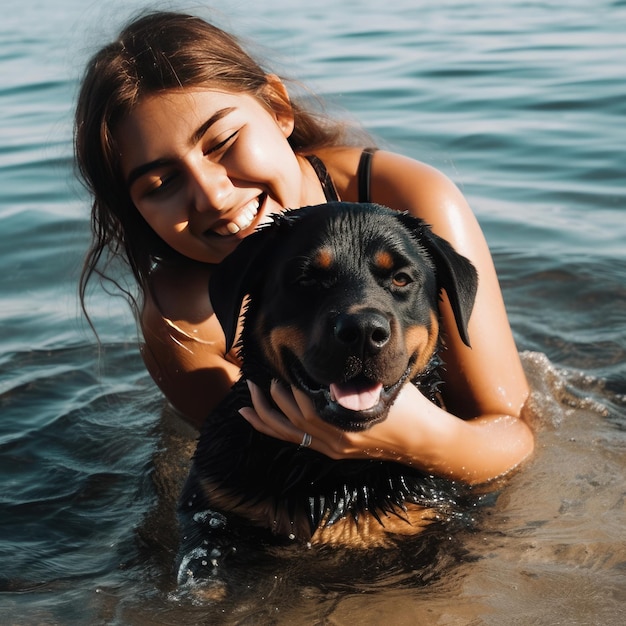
[329,378,384,412]
[284,351,413,431]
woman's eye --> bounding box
[143,172,180,198]
[392,272,413,287]
[205,130,239,155]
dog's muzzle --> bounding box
[285,349,414,432]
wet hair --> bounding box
[75,10,359,327]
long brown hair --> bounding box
[75,11,357,327]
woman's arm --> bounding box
[240,149,534,483]
[242,380,533,484]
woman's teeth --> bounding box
[213,199,259,236]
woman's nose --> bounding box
[190,161,232,213]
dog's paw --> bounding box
[177,544,223,586]
[176,509,232,586]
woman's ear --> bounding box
[264,74,295,137]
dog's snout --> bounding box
[334,311,391,355]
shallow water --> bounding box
[1,0,625,624]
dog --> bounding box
[177,202,478,583]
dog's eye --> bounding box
[392,272,413,288]
[296,276,318,288]
[286,267,319,289]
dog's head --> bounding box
[210,202,478,431]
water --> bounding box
[1,0,625,623]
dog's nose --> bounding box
[334,311,391,355]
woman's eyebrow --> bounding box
[127,158,174,188]
[126,107,237,188]
[190,107,236,145]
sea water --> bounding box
[1,0,625,624]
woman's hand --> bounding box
[239,380,534,485]
[239,379,416,461]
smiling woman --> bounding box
[75,10,533,492]
[115,89,307,264]
[75,13,349,309]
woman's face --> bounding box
[116,87,323,264]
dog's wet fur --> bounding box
[177,202,478,584]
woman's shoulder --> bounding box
[316,146,461,210]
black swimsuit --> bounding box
[305,148,377,203]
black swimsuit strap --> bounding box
[357,147,377,203]
[306,148,378,204]
[305,155,339,202]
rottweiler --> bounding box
[177,202,478,582]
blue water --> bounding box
[1,0,625,624]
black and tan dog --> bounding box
[177,202,478,581]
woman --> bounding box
[76,11,533,485]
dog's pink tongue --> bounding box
[330,381,383,411]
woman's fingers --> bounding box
[267,379,307,422]
[238,406,276,438]
[240,380,386,460]
[241,380,308,446]
[241,380,344,455]
[277,384,368,459]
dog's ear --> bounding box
[209,224,278,353]
[396,212,478,347]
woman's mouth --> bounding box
[210,195,265,237]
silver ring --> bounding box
[300,432,312,448]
